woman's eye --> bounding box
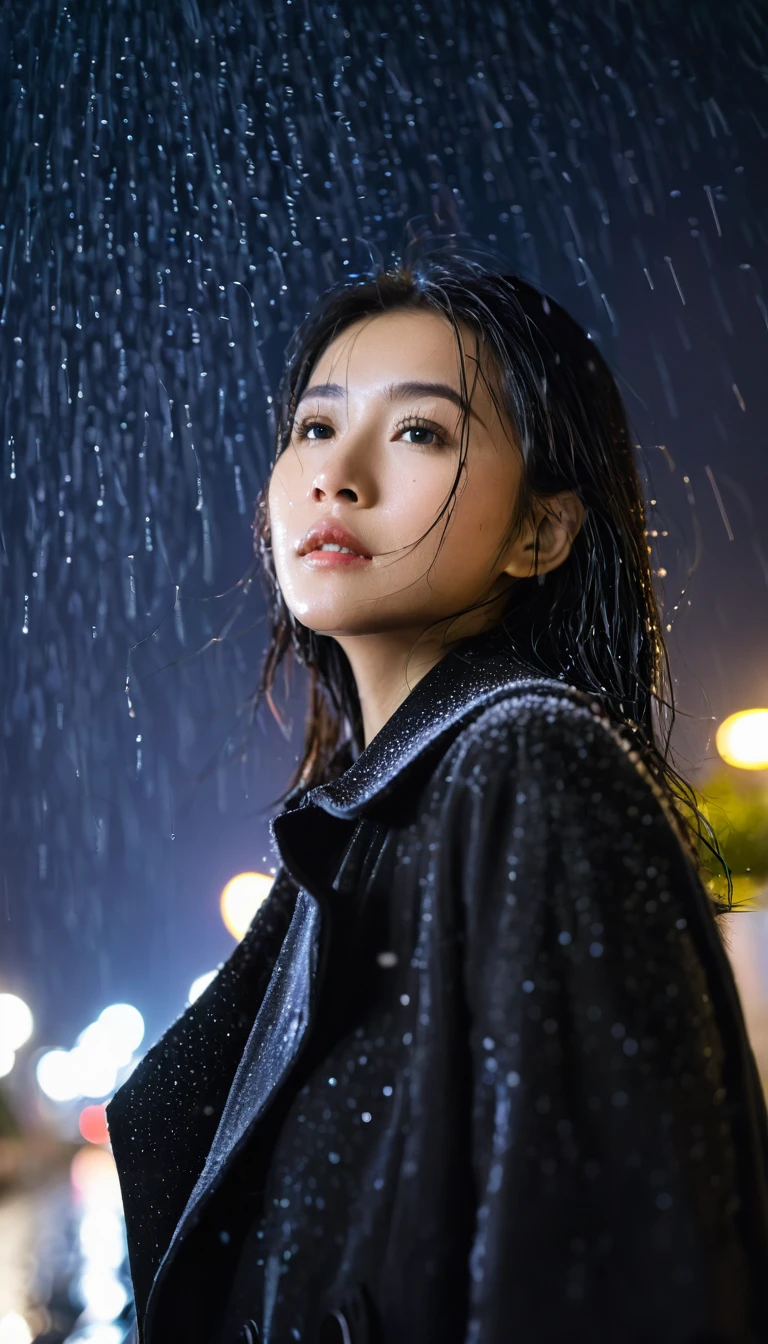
[401,425,439,446]
[296,421,333,440]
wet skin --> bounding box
[267,309,582,745]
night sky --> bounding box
[1,0,767,1065]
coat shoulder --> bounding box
[435,681,691,852]
[446,681,646,785]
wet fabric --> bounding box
[106,630,768,1344]
[207,817,392,1344]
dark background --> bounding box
[1,0,767,1061]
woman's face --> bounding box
[266,308,536,645]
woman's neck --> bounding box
[333,630,451,748]
[333,602,514,748]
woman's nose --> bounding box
[311,476,359,503]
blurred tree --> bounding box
[695,769,768,902]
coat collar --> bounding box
[275,627,559,827]
[269,627,553,901]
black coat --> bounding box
[106,631,768,1344]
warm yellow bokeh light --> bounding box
[716,709,768,771]
[220,871,274,941]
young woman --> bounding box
[107,254,768,1344]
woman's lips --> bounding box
[301,549,373,567]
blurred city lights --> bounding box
[69,1045,118,1100]
[189,970,217,1004]
[220,871,273,941]
[37,1044,117,1102]
[0,993,33,1051]
[79,1103,110,1146]
[79,1210,126,1270]
[77,1274,128,1324]
[0,992,32,1087]
[35,1003,144,1104]
[716,709,768,770]
[66,1326,124,1344]
[97,1003,144,1055]
[0,1315,32,1344]
[36,1049,81,1102]
[69,1148,128,1336]
[70,1146,122,1207]
[77,1021,130,1072]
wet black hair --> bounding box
[251,250,730,908]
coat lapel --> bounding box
[142,888,324,1340]
[106,868,300,1330]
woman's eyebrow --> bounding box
[296,379,486,426]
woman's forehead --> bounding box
[308,309,487,396]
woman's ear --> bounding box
[501,491,584,579]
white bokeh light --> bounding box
[36,1048,80,1102]
[188,970,217,1004]
[97,1003,145,1055]
[79,1210,126,1270]
[66,1327,124,1344]
[70,1044,118,1100]
[36,1004,145,1104]
[78,1272,128,1323]
[77,1020,132,1071]
[0,1046,15,1080]
[0,994,33,1052]
[0,1314,32,1344]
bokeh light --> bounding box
[66,1328,124,1344]
[70,1146,122,1208]
[36,1049,80,1102]
[0,1315,32,1344]
[77,1274,128,1324]
[97,1004,145,1055]
[716,709,768,770]
[79,1210,126,1271]
[220,872,273,941]
[70,1148,128,1336]
[37,1044,118,1102]
[76,1021,129,1071]
[69,1045,117,1101]
[189,970,217,1004]
[0,1045,15,1079]
[79,1104,110,1146]
[35,1004,144,1103]
[0,993,33,1052]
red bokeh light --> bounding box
[79,1102,110,1145]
